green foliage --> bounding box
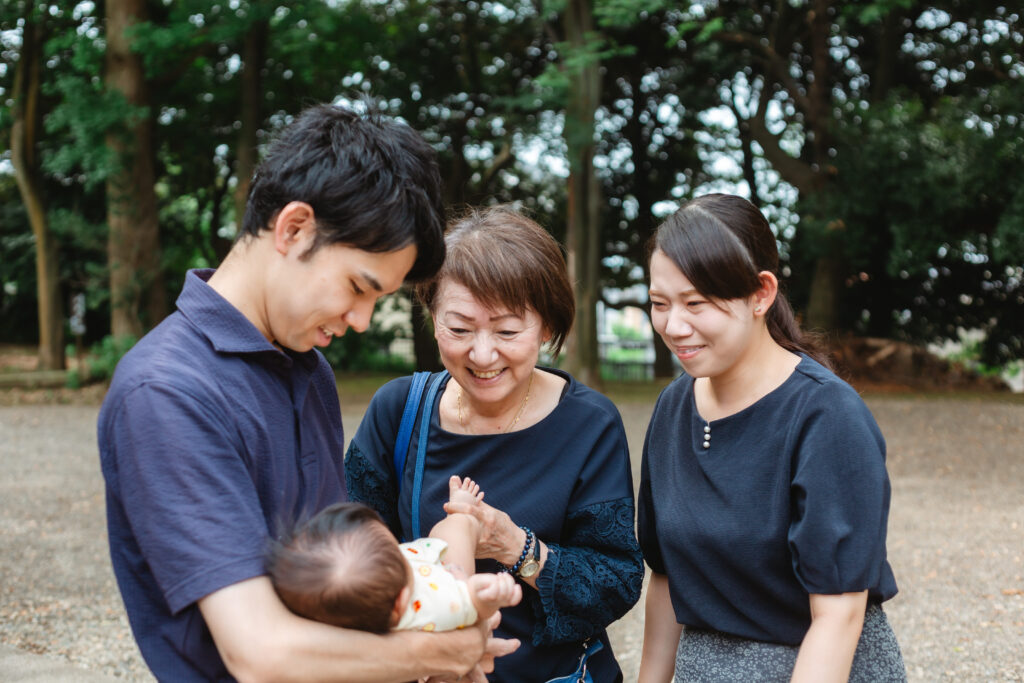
[0,179,37,344]
[66,334,138,387]
[3,0,1023,375]
[672,16,724,44]
[595,0,672,29]
[611,321,645,341]
[319,323,412,374]
[846,0,916,25]
[40,7,129,190]
[605,346,647,362]
[44,80,140,189]
[318,298,412,373]
[797,84,1024,364]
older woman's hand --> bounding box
[444,498,526,567]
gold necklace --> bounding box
[457,370,534,434]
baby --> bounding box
[266,477,519,633]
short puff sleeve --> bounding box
[787,388,891,596]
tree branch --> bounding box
[601,295,648,311]
[479,141,515,191]
[747,79,819,194]
[715,30,813,117]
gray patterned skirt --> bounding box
[673,604,906,682]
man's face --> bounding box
[266,241,417,352]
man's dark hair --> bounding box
[241,103,445,282]
[265,502,409,634]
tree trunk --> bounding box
[644,240,675,379]
[562,0,602,388]
[736,116,760,208]
[105,0,166,338]
[233,17,268,239]
[409,118,471,371]
[10,15,65,371]
[870,8,902,103]
[804,254,842,333]
[802,0,843,334]
[410,300,441,371]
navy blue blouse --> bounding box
[637,355,898,646]
[345,367,643,683]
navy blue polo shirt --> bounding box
[98,269,348,681]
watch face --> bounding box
[518,559,540,578]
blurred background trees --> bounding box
[1,0,1021,379]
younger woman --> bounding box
[637,194,905,682]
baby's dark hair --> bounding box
[265,502,409,633]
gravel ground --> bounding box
[1,393,1022,681]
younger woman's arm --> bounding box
[790,590,867,683]
[637,573,683,683]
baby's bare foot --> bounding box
[448,475,485,508]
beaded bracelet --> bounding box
[503,526,534,574]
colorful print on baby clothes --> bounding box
[395,537,478,633]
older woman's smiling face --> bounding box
[432,279,547,409]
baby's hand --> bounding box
[468,572,522,620]
[448,475,485,508]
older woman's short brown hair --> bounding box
[416,205,575,357]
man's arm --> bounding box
[199,576,518,683]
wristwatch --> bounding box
[517,534,541,579]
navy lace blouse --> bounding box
[345,367,643,683]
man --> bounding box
[98,104,517,682]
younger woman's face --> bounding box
[648,249,759,379]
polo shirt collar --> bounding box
[176,269,318,372]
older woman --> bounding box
[345,206,643,682]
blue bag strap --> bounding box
[542,638,604,683]
[410,371,448,539]
[393,371,430,495]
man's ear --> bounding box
[272,201,316,256]
[389,585,412,628]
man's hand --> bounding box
[423,612,519,683]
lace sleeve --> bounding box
[530,496,644,646]
[344,441,401,538]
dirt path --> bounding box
[1,394,1022,681]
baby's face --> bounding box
[388,559,416,628]
[370,522,415,627]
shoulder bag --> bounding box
[392,370,448,541]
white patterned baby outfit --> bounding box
[395,537,478,632]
